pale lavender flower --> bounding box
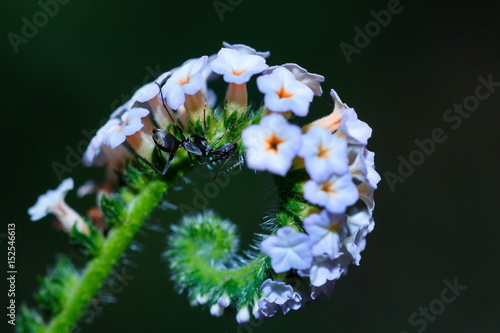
[222,41,270,58]
[104,107,150,149]
[264,63,325,96]
[162,56,208,110]
[298,125,349,181]
[261,226,312,272]
[211,48,268,84]
[303,210,347,259]
[257,67,314,117]
[28,178,89,235]
[303,173,358,214]
[242,114,302,176]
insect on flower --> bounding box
[147,83,240,179]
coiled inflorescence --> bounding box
[25,42,380,330]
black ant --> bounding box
[147,83,240,178]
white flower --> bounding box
[258,279,302,316]
[261,226,312,273]
[162,56,208,110]
[211,48,268,84]
[304,173,358,214]
[299,254,343,287]
[104,107,150,149]
[109,99,134,119]
[264,63,325,96]
[257,67,314,117]
[28,178,89,235]
[242,114,302,176]
[364,149,381,188]
[341,210,374,265]
[236,306,250,323]
[83,118,122,167]
[298,125,349,181]
[303,210,347,259]
[217,294,231,309]
[336,107,372,145]
[222,41,270,58]
[210,304,223,317]
[132,71,171,103]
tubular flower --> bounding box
[28,178,89,235]
[211,47,268,113]
[257,67,314,117]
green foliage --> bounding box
[100,195,126,228]
[71,222,104,258]
[17,306,45,333]
[35,256,80,315]
[166,211,272,308]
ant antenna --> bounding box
[156,82,185,138]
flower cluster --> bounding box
[27,42,380,326]
[238,58,379,318]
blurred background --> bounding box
[1,0,499,332]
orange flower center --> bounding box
[321,181,335,196]
[327,222,342,233]
[265,134,284,153]
[177,75,190,86]
[275,87,294,99]
[317,144,330,159]
[232,68,246,76]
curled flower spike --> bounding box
[211,48,268,113]
[28,178,89,235]
[242,113,302,176]
[24,43,379,330]
[257,67,314,117]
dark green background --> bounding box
[2,0,499,332]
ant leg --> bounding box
[213,156,243,179]
[203,105,207,139]
[187,152,195,167]
[206,123,236,153]
[138,156,163,175]
[161,152,176,175]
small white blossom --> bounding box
[342,210,374,265]
[264,63,325,96]
[236,306,250,323]
[336,107,372,145]
[28,178,89,235]
[217,294,231,309]
[83,119,122,167]
[222,41,270,58]
[299,254,343,287]
[211,48,268,84]
[261,226,312,273]
[257,279,302,316]
[257,67,314,117]
[303,210,347,259]
[132,71,171,103]
[242,114,302,176]
[162,56,208,110]
[210,304,224,317]
[298,125,349,181]
[304,173,358,214]
[365,149,381,188]
[104,107,150,149]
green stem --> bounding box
[46,180,167,333]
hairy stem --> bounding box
[45,180,167,333]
